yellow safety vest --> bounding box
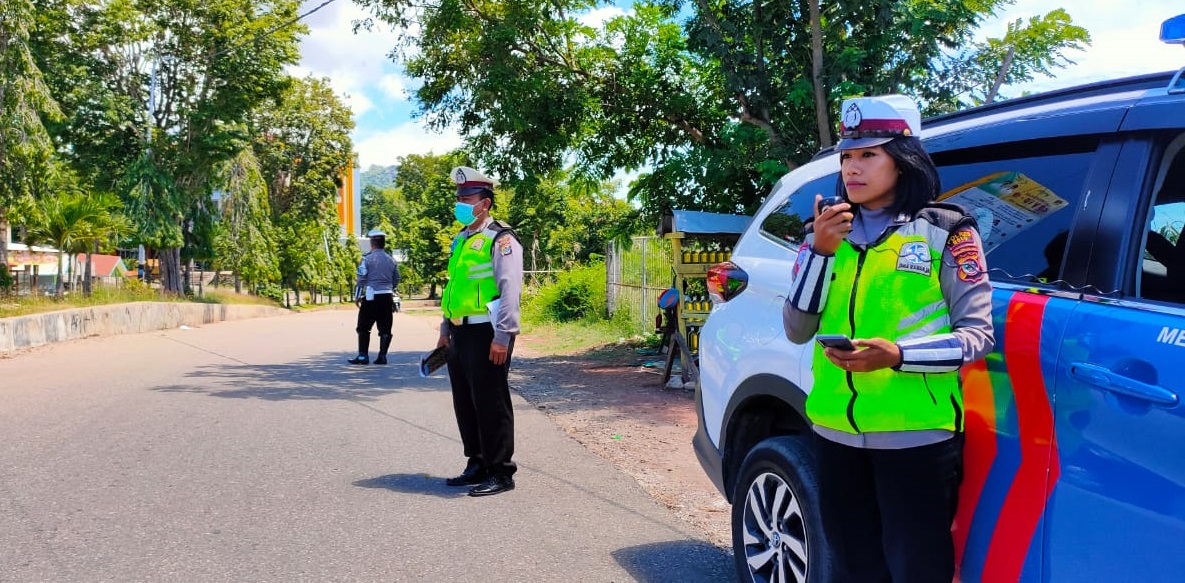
[442,226,502,319]
[808,211,965,434]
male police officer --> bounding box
[437,166,523,497]
[348,229,400,365]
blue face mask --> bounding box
[454,201,481,225]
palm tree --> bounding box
[75,192,133,296]
[23,191,119,297]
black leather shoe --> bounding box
[347,355,369,365]
[373,355,387,365]
[468,475,515,497]
[445,465,486,487]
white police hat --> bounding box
[367,228,387,238]
[452,166,499,194]
[837,94,922,150]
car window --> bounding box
[759,174,840,248]
[1137,133,1185,303]
[935,148,1095,284]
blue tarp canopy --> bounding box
[659,210,751,237]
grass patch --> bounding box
[198,288,287,307]
[0,283,283,319]
[517,263,661,359]
[521,316,659,360]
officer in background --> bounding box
[437,166,523,497]
[348,228,401,365]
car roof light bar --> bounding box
[1163,15,1185,94]
[1162,14,1185,44]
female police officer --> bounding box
[783,94,994,582]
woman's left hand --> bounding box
[824,338,902,373]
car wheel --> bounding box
[732,436,831,583]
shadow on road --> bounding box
[352,473,469,499]
[612,540,737,582]
[152,349,447,401]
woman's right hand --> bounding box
[811,194,854,256]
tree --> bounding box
[361,183,402,234]
[357,0,1091,218]
[543,179,640,269]
[947,9,1090,106]
[250,75,356,299]
[31,0,305,295]
[388,152,467,299]
[76,191,132,296]
[22,185,124,297]
[211,148,280,292]
[0,0,61,269]
[498,169,640,273]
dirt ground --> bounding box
[510,334,733,549]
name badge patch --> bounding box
[896,241,932,276]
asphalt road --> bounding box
[0,308,735,582]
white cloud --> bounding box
[579,6,628,28]
[983,1,1183,93]
[376,74,410,100]
[294,0,437,165]
[294,1,393,85]
[354,122,464,168]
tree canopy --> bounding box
[31,0,306,294]
[0,0,61,267]
[356,0,1090,219]
[8,0,1096,305]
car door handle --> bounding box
[1069,362,1180,407]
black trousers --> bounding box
[355,294,394,336]
[815,433,964,583]
[446,322,516,477]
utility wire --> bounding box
[209,0,341,60]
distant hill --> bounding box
[360,164,398,191]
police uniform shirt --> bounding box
[357,249,399,297]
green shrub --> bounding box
[525,262,606,323]
[256,282,284,302]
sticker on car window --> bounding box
[938,171,1069,253]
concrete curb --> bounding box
[0,302,291,354]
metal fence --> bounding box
[606,236,674,334]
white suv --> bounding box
[693,65,1185,581]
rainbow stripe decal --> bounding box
[954,291,1064,582]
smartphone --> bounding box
[816,334,856,351]
[817,195,846,215]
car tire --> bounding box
[732,436,832,583]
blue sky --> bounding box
[291,1,1185,170]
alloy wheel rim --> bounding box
[740,471,808,583]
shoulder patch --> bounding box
[499,239,514,256]
[949,227,985,283]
